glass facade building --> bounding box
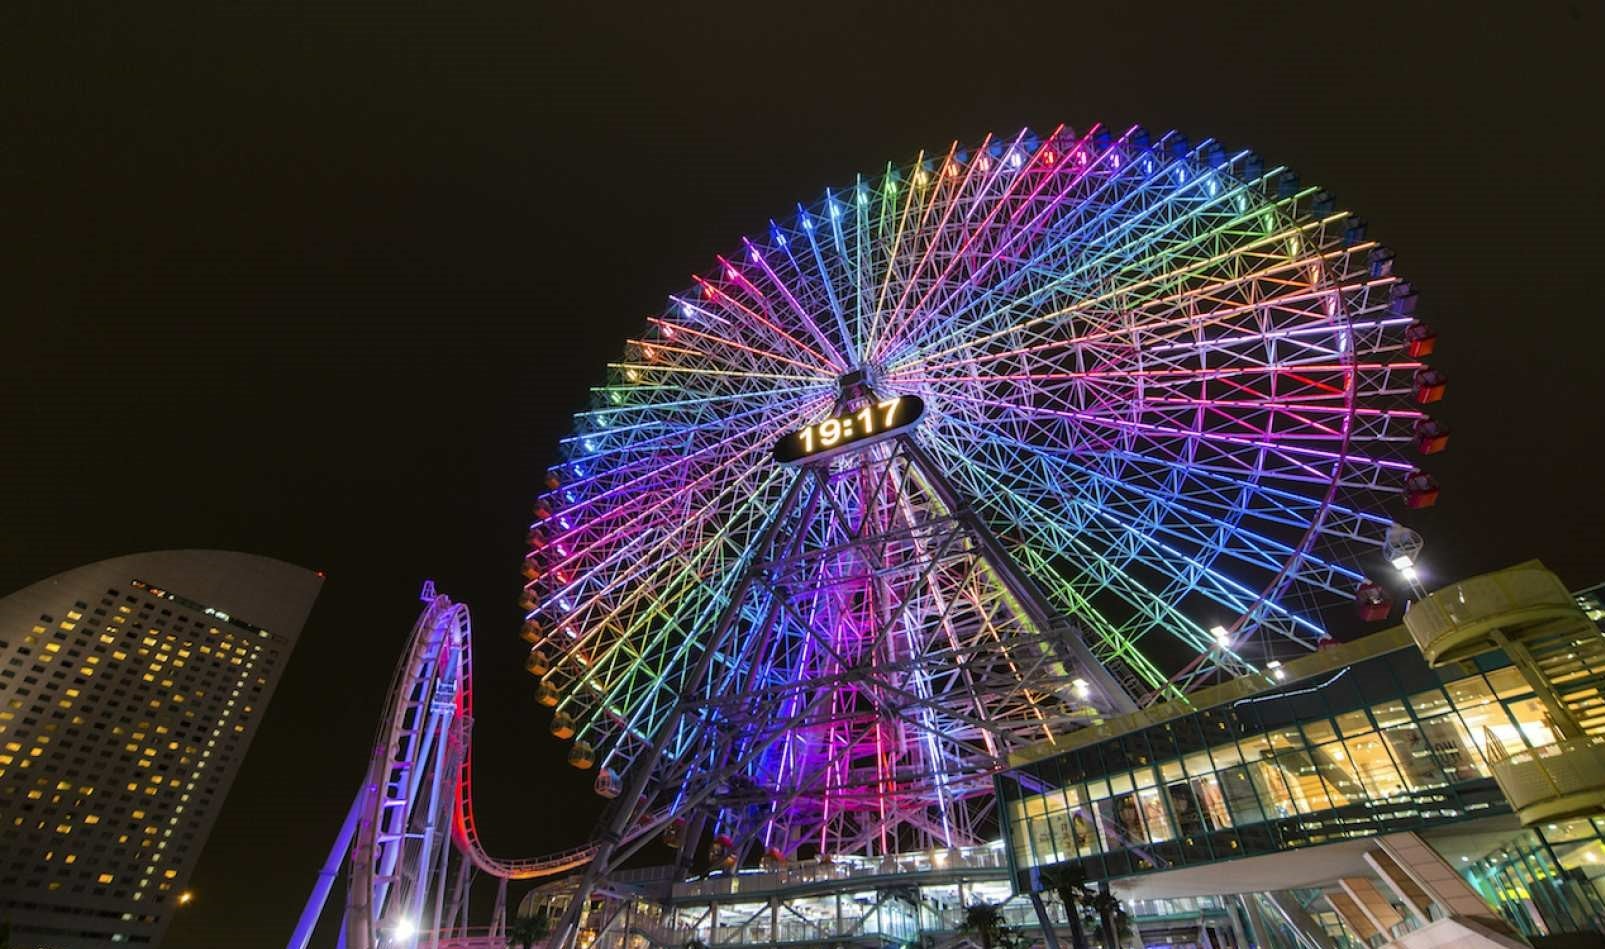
[999,624,1605,939]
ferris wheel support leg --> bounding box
[551,472,812,949]
[286,785,366,949]
[899,436,1139,715]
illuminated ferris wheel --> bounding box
[519,123,1446,893]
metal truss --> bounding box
[524,123,1439,801]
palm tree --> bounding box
[960,900,1019,949]
[506,907,551,949]
[1088,886,1128,949]
[1038,865,1093,949]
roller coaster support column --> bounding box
[286,785,365,949]
[549,474,809,949]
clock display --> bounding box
[773,395,925,465]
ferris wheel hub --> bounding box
[835,364,883,401]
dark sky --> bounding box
[3,2,1602,946]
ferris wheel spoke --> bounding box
[871,128,1058,362]
[893,251,1400,381]
[929,424,1312,647]
[925,384,1408,492]
[866,136,1008,357]
[933,417,1363,597]
[897,142,1278,366]
[866,152,944,359]
[927,422,1336,646]
[892,164,1303,367]
[736,237,852,370]
[690,275,840,373]
[633,319,834,377]
[543,396,826,552]
[878,124,1130,360]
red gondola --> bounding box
[1403,470,1440,509]
[1404,321,1437,358]
[1354,581,1393,622]
[1413,368,1447,404]
[1414,418,1450,454]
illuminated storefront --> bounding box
[999,620,1605,939]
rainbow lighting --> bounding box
[291,124,1451,949]
[524,126,1443,866]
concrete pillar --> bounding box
[1363,848,1433,922]
[1337,875,1405,936]
[1377,832,1521,937]
[1322,888,1378,944]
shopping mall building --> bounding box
[530,562,1605,949]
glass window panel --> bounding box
[1011,822,1032,865]
[1409,688,1452,718]
[1193,775,1233,829]
[1160,759,1185,783]
[1133,767,1158,789]
[1166,781,1208,836]
[1250,758,1300,818]
[1108,772,1134,796]
[1302,720,1338,745]
[1380,721,1451,790]
[1308,742,1361,804]
[1064,807,1101,856]
[1487,666,1532,699]
[1082,776,1110,801]
[1266,726,1303,750]
[1372,700,1410,729]
[1416,712,1490,780]
[1137,788,1173,841]
[1238,734,1275,762]
[1335,710,1371,737]
[1109,794,1146,844]
[1277,750,1337,811]
[1345,734,1406,798]
[1543,818,1599,844]
[1456,696,1524,756]
[1046,810,1075,862]
[1505,697,1560,750]
[1218,765,1267,825]
[1447,675,1496,710]
[1209,742,1243,770]
[1182,750,1213,777]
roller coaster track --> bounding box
[287,583,640,949]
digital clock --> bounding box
[773,395,925,465]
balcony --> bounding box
[1487,735,1605,825]
[1403,561,1584,665]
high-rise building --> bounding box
[0,550,321,948]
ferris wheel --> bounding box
[520,123,1444,893]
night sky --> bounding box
[4,3,1602,946]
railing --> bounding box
[671,844,1010,899]
[1403,561,1582,664]
[425,928,518,949]
[1486,733,1605,825]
